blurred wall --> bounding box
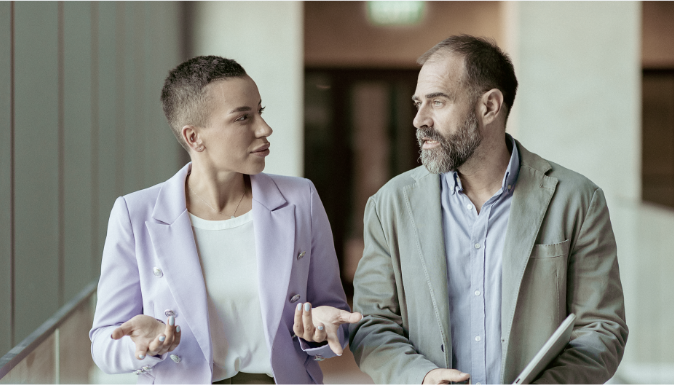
[190,2,304,177]
[0,2,185,358]
[305,1,503,68]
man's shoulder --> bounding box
[370,166,430,203]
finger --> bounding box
[162,316,176,350]
[440,369,470,383]
[302,303,316,339]
[111,321,135,340]
[313,323,327,342]
[293,303,303,337]
[325,331,343,356]
[337,310,363,324]
[147,333,166,356]
[135,342,149,360]
[168,325,182,352]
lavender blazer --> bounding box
[89,164,350,384]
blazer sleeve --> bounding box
[535,188,628,383]
[349,196,439,384]
[298,180,351,358]
[89,197,166,374]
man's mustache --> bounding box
[416,126,445,146]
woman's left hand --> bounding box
[293,302,362,356]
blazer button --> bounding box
[134,369,142,375]
[290,294,301,303]
[165,309,177,318]
[297,251,306,260]
[153,267,163,277]
[170,354,181,363]
[314,355,325,361]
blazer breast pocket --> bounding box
[530,239,570,259]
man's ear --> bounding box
[181,125,204,152]
[480,89,504,125]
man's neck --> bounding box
[457,135,512,213]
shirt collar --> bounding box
[444,134,520,196]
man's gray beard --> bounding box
[417,111,482,174]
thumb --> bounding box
[337,310,363,324]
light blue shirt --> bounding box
[440,135,519,385]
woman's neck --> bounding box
[186,161,252,220]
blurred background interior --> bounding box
[1,1,673,383]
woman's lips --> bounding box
[252,143,270,157]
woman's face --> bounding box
[193,76,272,175]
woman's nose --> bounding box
[257,117,273,137]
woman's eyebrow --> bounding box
[228,106,252,114]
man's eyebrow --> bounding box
[425,92,453,100]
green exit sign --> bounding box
[367,1,426,26]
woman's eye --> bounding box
[236,114,248,122]
[259,106,266,114]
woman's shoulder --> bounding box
[254,173,316,202]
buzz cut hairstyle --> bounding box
[161,55,247,151]
[417,34,518,121]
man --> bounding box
[349,35,628,384]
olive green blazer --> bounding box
[349,140,628,384]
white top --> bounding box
[189,210,273,381]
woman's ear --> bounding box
[181,125,205,152]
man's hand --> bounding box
[111,315,182,360]
[293,302,363,356]
[422,369,470,384]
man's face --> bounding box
[196,76,272,175]
[412,53,482,174]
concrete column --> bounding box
[191,2,304,177]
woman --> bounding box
[89,56,360,384]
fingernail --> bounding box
[318,325,324,331]
[139,354,145,359]
[176,326,181,333]
[297,303,302,311]
[304,303,311,312]
[169,315,175,326]
[337,353,342,356]
[159,335,166,342]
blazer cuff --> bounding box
[124,335,167,373]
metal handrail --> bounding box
[0,280,98,379]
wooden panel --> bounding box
[63,1,94,303]
[305,1,503,68]
[642,72,674,207]
[643,2,674,69]
[13,1,60,344]
[0,0,13,358]
[58,302,94,383]
[0,333,56,384]
[95,2,120,271]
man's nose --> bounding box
[413,105,432,129]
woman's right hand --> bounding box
[111,315,181,360]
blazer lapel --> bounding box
[250,173,295,353]
[145,164,212,369]
[500,142,558,381]
[403,168,451,365]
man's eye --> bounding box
[413,102,421,110]
[433,100,443,106]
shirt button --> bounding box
[474,243,481,249]
[153,267,163,277]
[475,290,481,296]
[466,204,473,210]
[475,336,481,342]
[508,184,512,190]
[297,251,306,260]
[290,294,301,303]
[170,354,181,363]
